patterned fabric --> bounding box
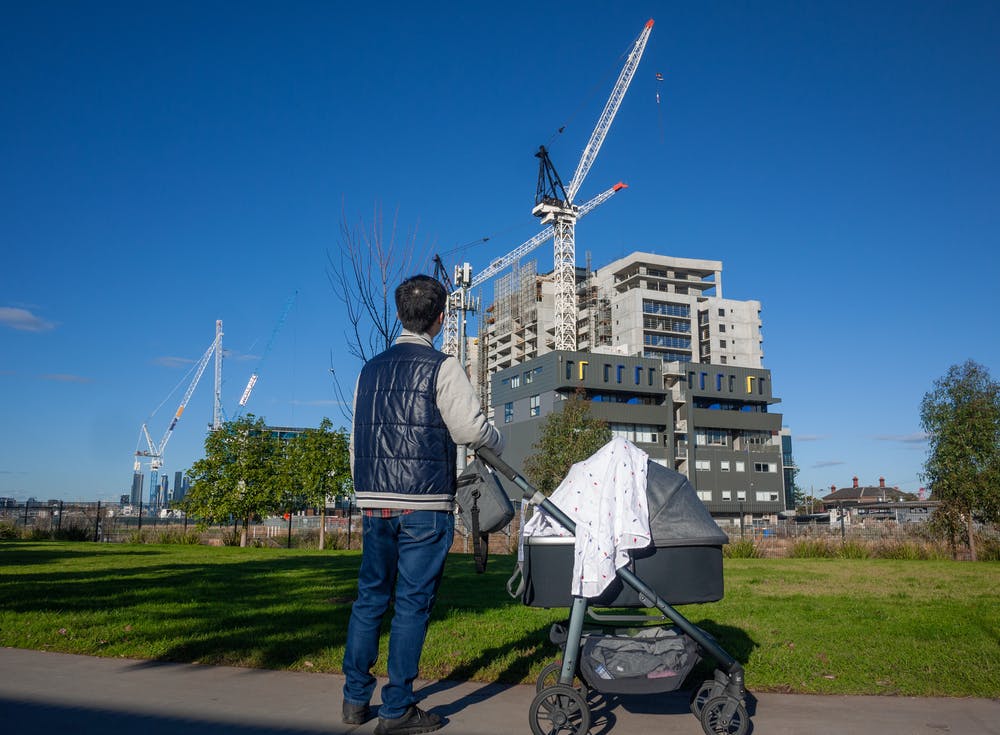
[524,437,651,598]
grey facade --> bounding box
[491,351,786,520]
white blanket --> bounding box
[524,437,651,598]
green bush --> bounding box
[977,534,1000,562]
[53,525,93,542]
[0,522,19,540]
[789,538,838,558]
[221,531,241,546]
[155,529,201,545]
[839,540,872,559]
[126,530,149,544]
[723,539,761,558]
[26,527,53,541]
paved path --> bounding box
[1,648,997,734]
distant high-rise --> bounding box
[173,471,186,503]
[130,472,144,506]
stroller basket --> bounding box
[555,624,702,695]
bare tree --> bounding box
[326,202,421,419]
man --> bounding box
[342,274,504,735]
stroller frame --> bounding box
[478,448,750,735]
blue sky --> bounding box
[2,1,999,502]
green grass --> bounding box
[1,541,998,697]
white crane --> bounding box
[534,18,653,350]
[442,182,628,358]
[443,19,653,357]
[134,321,223,474]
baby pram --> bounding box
[476,446,751,735]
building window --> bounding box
[504,402,514,423]
[720,356,727,364]
[722,490,732,501]
[617,365,624,384]
[735,461,746,472]
[697,491,712,502]
[754,462,777,473]
[524,370,533,384]
[695,459,711,471]
[634,366,642,385]
[720,340,727,348]
[648,368,656,386]
[510,375,520,389]
[756,491,780,502]
[697,429,727,446]
[565,361,574,380]
[604,364,611,382]
[728,375,735,392]
[719,324,726,333]
[720,461,730,472]
[737,490,746,501]
[718,308,725,317]
[529,395,540,417]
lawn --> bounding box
[1,541,997,697]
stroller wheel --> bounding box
[529,684,591,735]
[690,679,722,717]
[699,695,749,735]
[536,661,589,697]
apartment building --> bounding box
[491,352,786,521]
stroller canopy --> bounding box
[645,461,729,548]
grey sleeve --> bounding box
[435,356,505,453]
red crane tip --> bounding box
[614,182,628,191]
[646,19,654,28]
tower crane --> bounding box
[133,321,223,475]
[442,18,653,358]
[535,18,653,350]
[442,182,626,358]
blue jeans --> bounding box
[342,510,455,719]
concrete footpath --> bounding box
[0,648,997,735]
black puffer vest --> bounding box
[352,342,457,510]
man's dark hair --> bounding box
[395,275,447,333]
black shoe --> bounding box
[373,705,442,735]
[342,701,372,725]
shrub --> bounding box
[155,529,202,545]
[977,534,1000,562]
[839,540,872,559]
[53,524,93,542]
[724,540,761,558]
[126,530,149,544]
[789,538,838,558]
[0,522,19,540]
[26,527,53,541]
[221,531,241,546]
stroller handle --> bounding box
[475,447,520,483]
[475,447,578,536]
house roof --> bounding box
[822,486,915,503]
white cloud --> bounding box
[40,373,93,383]
[875,433,929,444]
[152,356,196,368]
[0,307,55,332]
[794,434,827,442]
[813,460,846,468]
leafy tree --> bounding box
[287,418,351,550]
[920,360,1000,561]
[524,390,612,496]
[184,415,285,547]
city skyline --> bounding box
[3,2,999,501]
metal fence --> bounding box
[2,500,996,559]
